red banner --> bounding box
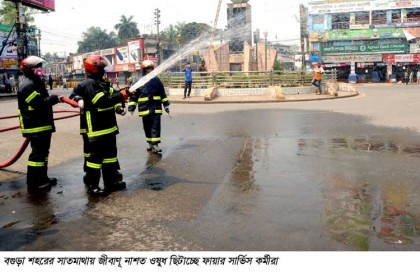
[19,0,55,11]
[383,53,420,64]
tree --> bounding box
[161,22,210,47]
[77,27,118,53]
[114,15,140,42]
[0,1,35,25]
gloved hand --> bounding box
[127,105,135,115]
[48,95,59,105]
[116,106,127,116]
[78,99,84,111]
[165,107,170,114]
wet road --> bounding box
[1,84,420,251]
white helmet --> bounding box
[20,56,45,70]
[141,60,155,69]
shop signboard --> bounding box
[314,28,406,42]
[7,0,55,11]
[72,55,83,70]
[308,0,420,14]
[322,42,407,54]
[383,53,420,63]
[323,54,383,63]
[0,24,17,60]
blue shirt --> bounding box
[183,67,193,82]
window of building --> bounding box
[312,15,324,24]
[391,9,401,23]
[332,13,350,29]
[372,10,387,25]
[355,11,369,24]
[406,8,420,23]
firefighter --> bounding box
[69,75,125,183]
[17,56,60,191]
[127,60,170,153]
[78,55,129,195]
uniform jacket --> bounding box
[18,77,58,137]
[128,77,169,116]
[78,78,124,140]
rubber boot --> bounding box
[146,143,153,151]
[27,166,52,191]
[152,145,162,153]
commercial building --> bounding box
[306,0,420,82]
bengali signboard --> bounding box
[383,53,420,63]
[17,0,55,11]
[322,54,383,63]
[308,0,420,14]
[322,43,407,54]
[314,28,406,42]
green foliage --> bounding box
[0,1,34,25]
[161,22,210,47]
[272,60,283,71]
[114,15,140,43]
[77,27,118,53]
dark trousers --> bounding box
[82,133,90,172]
[85,135,120,187]
[142,114,161,145]
[184,81,192,97]
[311,79,322,93]
[27,133,52,185]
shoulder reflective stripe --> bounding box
[138,97,148,102]
[153,96,161,100]
[103,158,118,163]
[138,110,150,116]
[97,107,114,112]
[150,137,161,142]
[27,161,45,167]
[87,161,102,169]
[25,91,40,103]
[155,109,163,114]
[128,101,137,106]
[21,125,53,134]
[87,126,118,138]
[162,98,169,102]
[86,111,93,133]
[92,92,105,104]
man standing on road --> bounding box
[17,56,60,191]
[311,62,323,95]
[183,62,193,99]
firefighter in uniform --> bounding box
[79,55,129,195]
[17,56,60,191]
[128,60,170,153]
[69,74,125,182]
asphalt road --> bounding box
[1,84,420,251]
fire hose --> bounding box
[0,96,79,169]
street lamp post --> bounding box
[176,33,182,71]
[263,31,268,71]
[253,29,260,71]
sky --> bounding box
[29,0,310,56]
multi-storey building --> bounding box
[307,0,420,82]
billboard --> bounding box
[6,0,55,11]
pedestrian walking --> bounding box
[183,62,193,99]
[409,71,414,84]
[404,71,409,85]
[17,56,60,191]
[4,74,11,93]
[311,62,323,94]
[128,60,170,154]
[72,55,129,196]
[63,77,68,89]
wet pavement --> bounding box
[1,84,420,251]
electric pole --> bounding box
[154,8,161,64]
[14,1,27,65]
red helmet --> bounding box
[84,55,112,76]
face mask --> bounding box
[34,67,45,77]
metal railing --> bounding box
[160,70,337,89]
